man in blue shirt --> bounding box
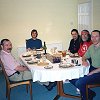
[26,29,42,50]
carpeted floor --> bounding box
[0,72,100,100]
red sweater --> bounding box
[78,41,92,57]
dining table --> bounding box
[20,50,90,100]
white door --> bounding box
[78,1,93,34]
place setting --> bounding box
[25,58,32,61]
[27,60,38,64]
[59,62,74,68]
[44,65,53,69]
[25,57,38,65]
[22,51,32,57]
[22,54,31,57]
[71,59,81,66]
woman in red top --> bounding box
[78,30,92,57]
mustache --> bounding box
[7,48,12,50]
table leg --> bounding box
[53,81,61,100]
[53,81,81,100]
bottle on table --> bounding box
[43,41,47,55]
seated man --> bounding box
[69,30,100,100]
[26,29,42,50]
[68,29,81,54]
[78,30,92,57]
[0,39,32,81]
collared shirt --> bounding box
[84,44,100,68]
[26,38,42,49]
[0,50,20,76]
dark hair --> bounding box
[1,39,10,46]
[82,30,89,34]
[92,30,100,35]
[31,29,38,37]
[71,29,79,35]
[80,30,91,44]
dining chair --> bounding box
[0,59,33,100]
[0,44,2,50]
[86,84,100,100]
[26,39,28,48]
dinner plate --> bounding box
[59,63,74,68]
[58,51,62,53]
[70,55,79,58]
[25,58,32,61]
[27,61,38,64]
[36,48,43,51]
[44,66,53,69]
[22,54,31,57]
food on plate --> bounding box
[37,62,49,66]
[44,65,53,69]
[59,63,74,68]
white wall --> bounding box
[93,0,100,29]
[0,0,78,58]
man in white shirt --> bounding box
[0,39,32,81]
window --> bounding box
[78,1,92,33]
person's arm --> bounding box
[88,68,100,76]
[26,48,31,51]
[15,66,29,72]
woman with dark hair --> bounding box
[78,30,92,57]
[26,29,42,50]
[68,29,81,54]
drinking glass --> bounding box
[62,50,66,57]
[42,54,46,62]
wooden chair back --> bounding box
[86,84,100,100]
[0,58,10,85]
[0,58,33,100]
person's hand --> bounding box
[87,70,97,76]
[22,66,29,71]
[26,48,31,51]
[87,71,94,76]
[88,68,100,76]
[15,66,29,71]
[82,61,89,67]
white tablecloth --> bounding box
[20,54,89,82]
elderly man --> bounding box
[0,39,32,81]
[70,30,100,100]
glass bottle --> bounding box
[43,41,47,54]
